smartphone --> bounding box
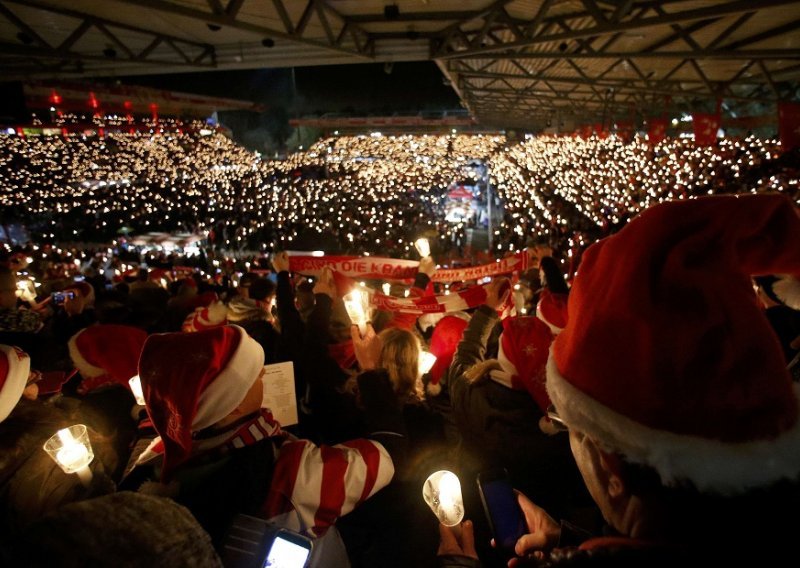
[262,528,313,568]
[221,515,313,568]
[477,468,526,556]
[51,291,76,305]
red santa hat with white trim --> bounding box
[491,316,555,413]
[0,345,31,422]
[138,325,263,482]
[536,289,568,334]
[547,194,800,494]
[426,314,469,396]
[68,324,148,394]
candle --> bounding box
[56,433,89,471]
[423,470,464,527]
[343,289,370,336]
[418,351,437,375]
[414,237,430,258]
[44,424,94,486]
[129,375,145,405]
[381,282,391,296]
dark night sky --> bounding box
[115,61,461,116]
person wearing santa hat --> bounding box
[483,193,800,564]
[0,344,117,538]
[446,277,590,561]
[123,324,406,565]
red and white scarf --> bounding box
[288,252,529,283]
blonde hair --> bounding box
[379,327,424,402]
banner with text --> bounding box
[288,252,529,283]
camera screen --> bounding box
[263,535,310,568]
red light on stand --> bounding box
[49,90,62,105]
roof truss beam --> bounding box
[0,0,216,69]
[433,0,800,59]
[105,0,374,58]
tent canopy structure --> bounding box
[1,0,798,130]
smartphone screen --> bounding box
[263,530,311,568]
[478,469,526,553]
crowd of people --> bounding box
[3,130,797,266]
[0,129,799,567]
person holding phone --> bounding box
[444,276,590,558]
[124,324,408,566]
[440,195,800,566]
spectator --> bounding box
[487,194,800,565]
[122,325,406,566]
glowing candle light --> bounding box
[414,237,430,258]
[43,425,94,486]
[129,375,145,405]
[343,289,370,336]
[418,351,437,375]
[423,470,464,527]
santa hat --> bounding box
[490,316,554,413]
[139,325,263,482]
[181,300,228,332]
[547,194,800,495]
[536,289,568,333]
[0,345,31,422]
[68,324,148,394]
[426,315,469,396]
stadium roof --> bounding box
[1,0,799,129]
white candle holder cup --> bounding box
[418,351,437,376]
[343,289,370,337]
[414,238,431,258]
[423,470,464,530]
[43,424,94,487]
[129,375,146,406]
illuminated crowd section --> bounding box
[0,131,797,261]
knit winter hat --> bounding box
[0,344,31,422]
[536,289,569,333]
[19,492,222,568]
[139,325,263,482]
[492,316,555,413]
[547,194,800,494]
[68,324,148,394]
[426,315,469,395]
